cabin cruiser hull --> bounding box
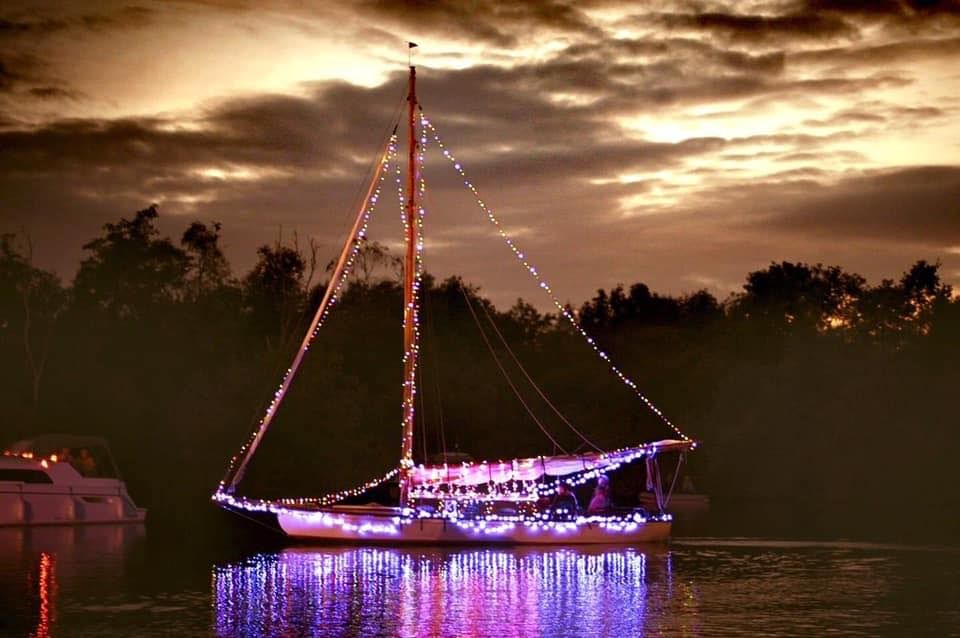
[2,437,146,527]
[272,505,671,545]
[0,487,146,526]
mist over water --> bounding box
[2,520,958,637]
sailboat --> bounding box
[213,63,697,544]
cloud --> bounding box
[760,165,960,243]
[0,5,155,39]
[791,36,960,67]
[684,165,960,246]
[353,0,603,46]
[0,0,958,303]
[647,10,858,45]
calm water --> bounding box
[1,525,958,637]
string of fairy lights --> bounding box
[213,102,695,527]
[419,114,691,443]
[213,467,401,509]
[397,122,430,474]
[212,488,672,537]
[215,134,400,496]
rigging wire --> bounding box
[417,362,428,463]
[473,300,604,453]
[232,89,409,479]
[457,283,568,454]
[421,275,449,461]
[221,118,405,493]
[415,156,450,463]
[419,112,691,443]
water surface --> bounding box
[2,525,958,637]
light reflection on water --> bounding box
[3,526,960,637]
[213,546,680,637]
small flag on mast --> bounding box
[409,41,418,48]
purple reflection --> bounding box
[213,546,678,637]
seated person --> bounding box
[549,483,579,519]
[586,475,612,515]
[74,448,97,477]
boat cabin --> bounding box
[5,434,121,479]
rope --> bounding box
[663,452,684,508]
[458,283,568,453]
[473,295,604,453]
[222,505,287,538]
[420,113,691,442]
[422,279,449,461]
[417,363,428,463]
[220,130,399,493]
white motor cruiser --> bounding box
[1,434,146,526]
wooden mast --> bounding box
[399,64,419,505]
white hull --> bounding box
[0,484,146,526]
[276,506,671,545]
[0,454,145,526]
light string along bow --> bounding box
[420,114,690,442]
[215,134,402,497]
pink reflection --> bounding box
[213,546,680,637]
[1,525,145,638]
[32,553,56,638]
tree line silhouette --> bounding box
[2,206,958,541]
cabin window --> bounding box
[0,469,53,484]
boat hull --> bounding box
[276,506,671,545]
[639,492,710,517]
[0,484,146,527]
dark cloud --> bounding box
[802,103,950,129]
[688,165,960,245]
[28,85,77,100]
[353,0,603,46]
[801,0,960,19]
[0,52,45,92]
[0,5,155,39]
[564,37,787,76]
[792,36,960,67]
[763,165,960,244]
[648,10,857,44]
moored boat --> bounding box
[214,59,699,544]
[1,435,146,526]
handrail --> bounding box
[0,483,126,497]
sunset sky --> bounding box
[2,0,959,308]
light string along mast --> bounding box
[397,61,428,504]
[419,113,691,443]
[215,133,402,499]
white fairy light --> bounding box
[420,115,691,442]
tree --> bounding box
[0,234,67,411]
[856,260,953,347]
[680,290,721,323]
[505,298,552,342]
[731,261,865,334]
[332,238,401,286]
[243,241,308,346]
[579,288,611,331]
[74,205,189,319]
[181,221,231,299]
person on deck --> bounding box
[587,475,612,515]
[75,448,97,477]
[550,483,579,520]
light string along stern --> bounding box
[216,134,403,498]
[420,113,690,442]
